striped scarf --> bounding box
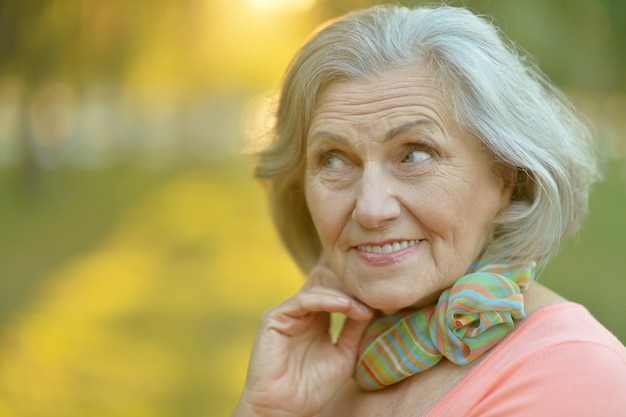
[353,250,536,390]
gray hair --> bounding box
[254,4,600,272]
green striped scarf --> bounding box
[354,250,536,390]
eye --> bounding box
[401,148,432,163]
[319,151,348,169]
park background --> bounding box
[0,0,624,416]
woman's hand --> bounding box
[232,261,374,417]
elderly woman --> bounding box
[233,5,626,417]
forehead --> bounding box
[309,67,454,136]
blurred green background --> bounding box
[0,0,624,416]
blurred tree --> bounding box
[0,0,137,193]
[0,0,622,182]
[393,0,625,92]
[0,0,311,178]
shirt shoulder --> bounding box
[428,302,626,417]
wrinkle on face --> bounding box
[304,66,511,312]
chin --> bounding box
[360,292,423,313]
[360,288,440,313]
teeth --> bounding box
[358,240,419,254]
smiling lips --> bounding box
[357,239,420,253]
[355,239,422,266]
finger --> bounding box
[302,286,373,320]
[336,315,372,350]
[261,292,350,338]
[284,291,353,317]
[261,287,373,341]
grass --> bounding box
[541,160,626,341]
[0,160,623,416]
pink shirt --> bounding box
[425,302,626,416]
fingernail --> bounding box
[335,297,351,306]
[354,302,371,313]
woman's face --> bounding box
[304,67,512,312]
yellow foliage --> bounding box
[0,171,301,416]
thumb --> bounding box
[331,317,372,375]
[334,311,375,358]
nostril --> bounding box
[352,193,402,229]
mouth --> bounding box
[357,239,420,254]
[354,239,422,267]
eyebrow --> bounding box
[308,118,439,146]
[384,118,439,142]
[307,130,350,147]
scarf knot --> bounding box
[354,251,535,390]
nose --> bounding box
[352,163,402,229]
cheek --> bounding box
[406,175,467,231]
[304,180,351,250]
[410,172,500,244]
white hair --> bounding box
[255,4,600,271]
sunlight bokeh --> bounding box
[249,0,317,12]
